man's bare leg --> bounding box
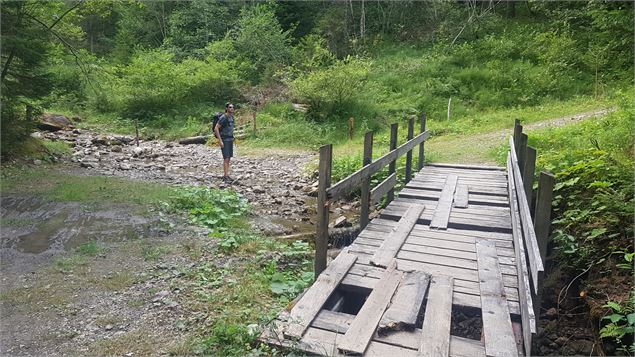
[223,158,230,178]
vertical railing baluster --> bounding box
[360,131,373,230]
[315,144,332,277]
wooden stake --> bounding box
[360,131,373,230]
[315,144,332,277]
[387,123,398,203]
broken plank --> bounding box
[379,271,431,334]
[371,203,425,268]
[308,310,486,356]
[476,240,518,357]
[284,252,357,338]
[453,184,469,208]
[430,174,458,229]
[419,275,454,357]
[338,260,402,355]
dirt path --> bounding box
[427,108,615,165]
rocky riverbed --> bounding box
[34,128,332,236]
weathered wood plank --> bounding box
[420,165,507,177]
[476,239,518,357]
[315,144,332,277]
[340,273,521,315]
[399,188,508,208]
[408,181,508,197]
[507,155,536,355]
[345,262,520,302]
[522,146,536,207]
[360,131,374,230]
[534,171,555,263]
[426,163,505,171]
[379,271,430,333]
[388,123,399,202]
[412,175,508,187]
[264,320,419,357]
[419,275,454,357]
[509,136,544,291]
[352,254,519,289]
[454,184,469,208]
[381,203,511,224]
[371,204,425,267]
[355,234,516,258]
[418,113,427,170]
[371,173,397,205]
[353,236,517,266]
[406,117,415,183]
[285,252,356,338]
[430,174,458,229]
[338,260,402,355]
[308,310,486,356]
[380,207,512,232]
[366,218,514,242]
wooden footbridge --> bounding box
[261,115,556,356]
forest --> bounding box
[1,0,634,355]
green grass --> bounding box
[1,167,176,205]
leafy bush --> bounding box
[600,294,635,354]
[164,187,249,231]
[532,92,634,269]
[291,56,372,120]
[96,49,239,121]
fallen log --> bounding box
[179,135,213,145]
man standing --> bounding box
[214,102,235,182]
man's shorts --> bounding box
[221,139,233,159]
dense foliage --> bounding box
[2,0,632,153]
[530,90,634,354]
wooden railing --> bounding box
[314,114,430,276]
[507,119,555,356]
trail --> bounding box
[427,108,616,165]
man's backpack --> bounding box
[211,112,223,132]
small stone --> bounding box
[33,159,42,165]
[253,186,265,194]
[332,216,348,228]
[555,336,567,346]
[119,163,132,170]
[544,307,558,318]
[105,324,113,331]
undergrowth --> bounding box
[158,185,313,355]
[528,89,634,353]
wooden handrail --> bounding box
[314,114,430,276]
[509,136,544,291]
[326,130,431,200]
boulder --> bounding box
[38,113,74,132]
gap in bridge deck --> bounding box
[451,305,483,341]
[324,287,371,315]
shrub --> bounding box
[290,56,371,120]
[96,49,239,121]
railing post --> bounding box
[387,123,399,202]
[518,133,528,171]
[418,112,427,171]
[513,119,523,153]
[523,146,537,208]
[315,144,332,278]
[360,131,373,230]
[405,116,414,183]
[534,171,555,263]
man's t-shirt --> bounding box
[218,114,235,141]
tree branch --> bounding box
[49,0,84,29]
[26,13,98,94]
